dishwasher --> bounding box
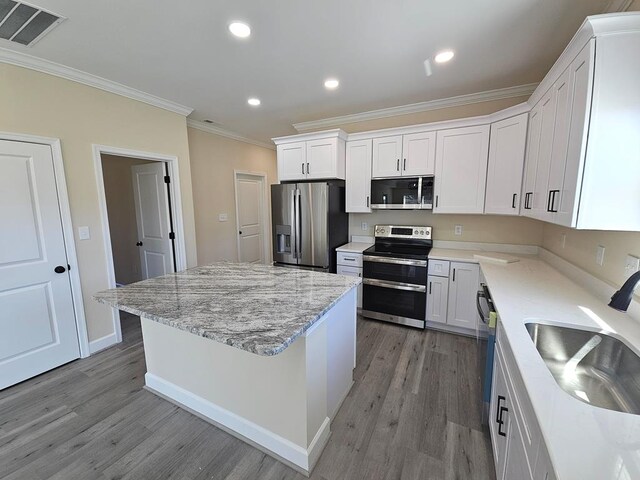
[477,282,497,424]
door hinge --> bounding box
[164,175,171,184]
[169,232,175,240]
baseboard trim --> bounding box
[88,332,119,354]
[144,372,330,476]
[539,248,640,323]
[431,240,539,255]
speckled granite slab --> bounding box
[94,263,360,356]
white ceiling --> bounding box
[2,0,612,142]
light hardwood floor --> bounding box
[0,313,496,480]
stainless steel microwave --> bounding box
[370,177,434,210]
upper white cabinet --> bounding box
[345,140,372,213]
[372,131,435,178]
[434,125,490,214]
[521,15,640,231]
[485,113,528,215]
[273,130,347,182]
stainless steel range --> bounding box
[361,225,432,329]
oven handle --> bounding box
[363,278,426,292]
[363,256,427,267]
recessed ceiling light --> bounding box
[324,78,340,90]
[247,98,261,106]
[229,22,251,38]
[434,50,455,64]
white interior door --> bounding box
[131,163,173,279]
[235,173,266,264]
[0,140,80,389]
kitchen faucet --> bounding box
[609,271,640,312]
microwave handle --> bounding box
[418,177,423,205]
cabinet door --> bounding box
[521,105,542,217]
[504,420,533,480]
[402,131,436,176]
[372,135,403,178]
[555,40,594,228]
[336,265,363,308]
[427,275,449,324]
[277,142,306,181]
[446,262,480,330]
[529,89,557,220]
[434,125,490,214]
[490,349,510,480]
[546,67,573,222]
[485,114,528,215]
[346,140,372,213]
[306,138,337,179]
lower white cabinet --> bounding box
[337,252,363,308]
[446,262,480,330]
[426,275,448,324]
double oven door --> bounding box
[361,255,427,329]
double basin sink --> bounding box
[525,322,640,415]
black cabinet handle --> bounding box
[396,159,400,171]
[136,241,143,246]
[524,192,532,210]
[498,406,508,436]
[546,190,554,212]
[435,195,439,208]
[54,265,66,274]
[366,196,370,208]
[512,193,517,209]
[452,269,456,282]
[306,163,309,174]
[429,282,432,295]
[549,190,560,213]
[403,158,407,171]
[302,163,304,175]
[496,395,505,423]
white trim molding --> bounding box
[93,145,189,350]
[292,83,538,132]
[0,131,91,358]
[145,373,331,475]
[0,47,193,116]
[187,119,275,150]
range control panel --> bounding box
[374,225,432,239]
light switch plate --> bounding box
[361,222,368,231]
[454,225,463,236]
[78,226,90,240]
[218,213,228,222]
[625,255,640,275]
[596,245,605,266]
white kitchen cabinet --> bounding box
[446,262,480,330]
[490,347,511,480]
[345,140,372,213]
[336,250,365,309]
[426,275,448,324]
[521,105,541,214]
[306,137,345,180]
[533,444,557,480]
[372,135,403,178]
[485,113,528,215]
[277,142,306,182]
[372,132,435,178]
[434,125,490,214]
[402,131,436,176]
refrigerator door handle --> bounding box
[295,188,302,262]
[290,189,297,259]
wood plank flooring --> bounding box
[0,312,496,480]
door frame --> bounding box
[94,145,188,345]
[233,170,271,264]
[0,131,90,358]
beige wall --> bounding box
[629,1,640,11]
[102,155,154,285]
[188,127,277,264]
[0,63,197,342]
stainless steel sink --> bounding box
[525,322,640,414]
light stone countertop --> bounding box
[479,256,640,480]
[94,262,360,356]
[336,242,373,254]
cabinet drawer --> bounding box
[336,265,362,277]
[337,252,363,268]
[428,259,450,277]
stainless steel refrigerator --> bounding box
[271,181,348,273]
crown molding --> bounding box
[187,119,275,150]
[602,0,634,13]
[0,47,193,116]
[292,83,538,132]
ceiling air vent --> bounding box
[0,0,64,47]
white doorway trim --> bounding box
[93,145,188,350]
[0,131,90,358]
[233,170,271,264]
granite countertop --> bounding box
[94,263,360,356]
[479,257,640,480]
[336,242,373,254]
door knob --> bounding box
[136,241,143,246]
[239,231,243,235]
[54,265,66,274]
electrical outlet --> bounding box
[625,255,640,275]
[596,245,605,266]
[78,226,90,240]
[454,225,463,236]
[561,234,566,249]
[361,222,368,231]
[218,213,228,222]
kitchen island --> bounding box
[94,262,360,475]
